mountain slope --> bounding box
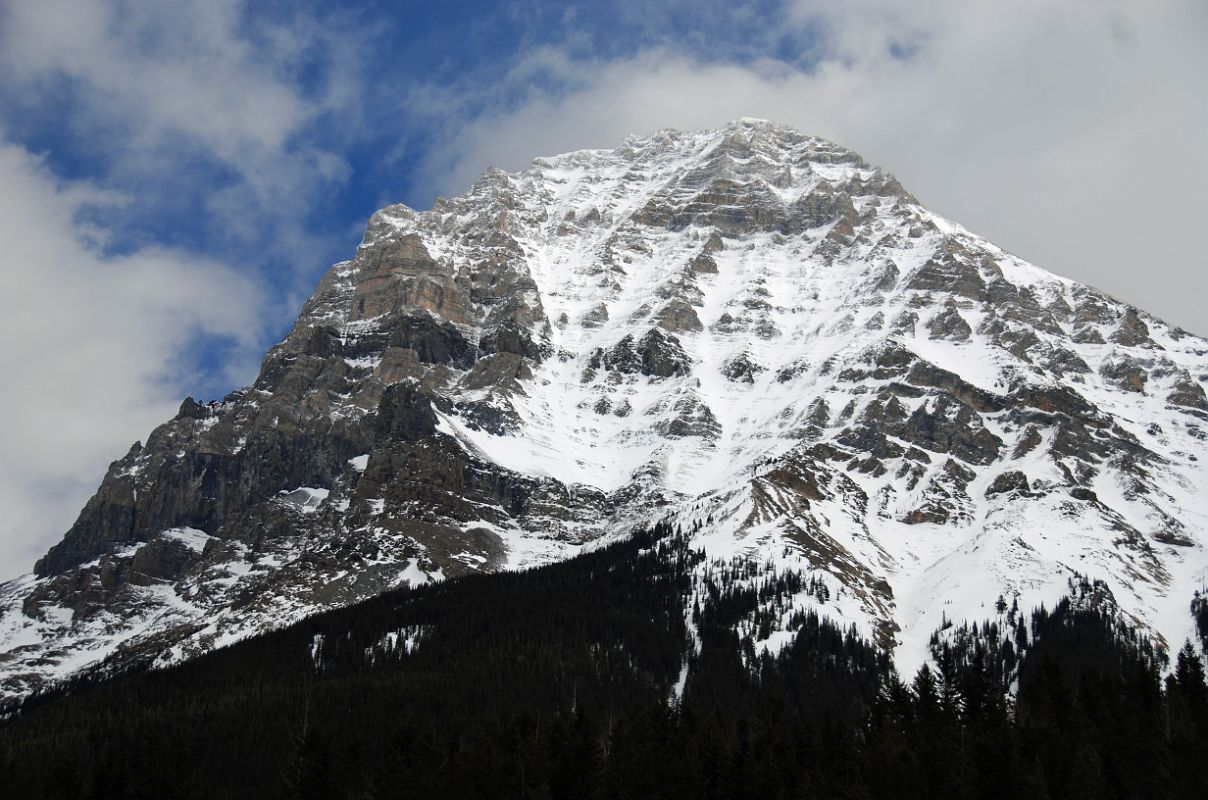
[2,118,1205,699]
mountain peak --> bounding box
[2,124,1205,701]
[560,118,866,176]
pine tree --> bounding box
[1066,742,1107,800]
[1173,640,1207,710]
[1168,641,1208,799]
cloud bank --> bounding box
[0,141,262,571]
[0,0,356,575]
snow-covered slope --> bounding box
[2,119,1205,700]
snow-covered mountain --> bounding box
[2,118,1205,700]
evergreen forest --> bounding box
[1,523,1205,799]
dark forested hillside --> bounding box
[1,524,1205,799]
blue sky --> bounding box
[1,0,1205,575]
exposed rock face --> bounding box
[721,351,765,383]
[1168,376,1208,412]
[2,118,1205,701]
[927,303,972,341]
[985,470,1031,498]
[581,303,610,328]
[1100,355,1148,393]
[1112,308,1154,348]
[590,329,692,378]
[905,254,985,300]
[654,299,704,333]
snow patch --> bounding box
[277,487,329,513]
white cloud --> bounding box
[2,0,312,156]
[0,0,357,270]
[0,0,361,578]
[417,0,1208,335]
[0,140,264,577]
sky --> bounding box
[0,0,1205,579]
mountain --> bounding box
[1,118,1205,701]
